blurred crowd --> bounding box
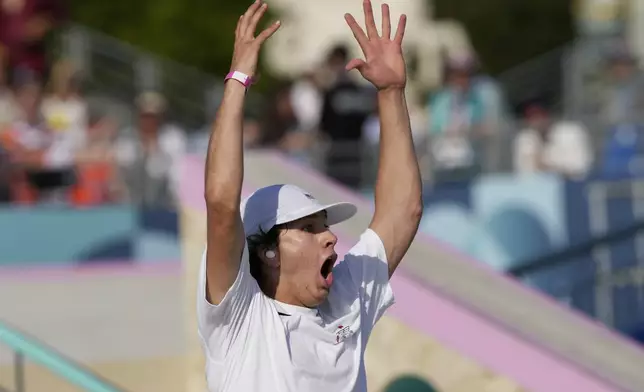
[0,59,188,207]
[3,0,644,209]
[245,40,644,191]
[239,43,558,189]
[0,0,187,208]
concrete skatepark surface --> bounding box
[0,266,185,391]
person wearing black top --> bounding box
[320,44,376,189]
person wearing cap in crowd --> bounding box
[426,53,487,182]
[199,1,422,391]
[602,44,644,126]
[115,90,186,207]
[596,44,644,179]
[41,59,88,140]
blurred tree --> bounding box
[69,0,573,81]
[433,0,574,74]
[69,0,278,89]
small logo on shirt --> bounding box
[335,325,354,344]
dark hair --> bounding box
[327,44,349,64]
[513,95,551,118]
[259,82,296,146]
[246,225,282,284]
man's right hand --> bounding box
[230,0,281,78]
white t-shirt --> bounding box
[197,229,394,392]
[513,121,593,178]
[290,79,322,132]
[41,96,88,139]
[10,120,78,169]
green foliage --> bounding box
[69,0,278,88]
[433,0,574,74]
[69,0,573,82]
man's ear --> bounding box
[258,245,280,268]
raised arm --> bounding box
[345,0,422,276]
[204,1,280,304]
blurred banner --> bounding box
[422,174,568,271]
[422,174,644,271]
[0,206,180,265]
[421,173,644,334]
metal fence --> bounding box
[59,24,266,132]
[585,179,644,328]
[504,178,644,334]
[0,321,124,392]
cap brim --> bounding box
[323,202,357,226]
[273,201,357,228]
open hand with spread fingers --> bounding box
[230,0,281,78]
[344,0,407,91]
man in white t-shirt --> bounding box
[200,1,422,391]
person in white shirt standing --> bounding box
[199,1,422,391]
[513,97,593,179]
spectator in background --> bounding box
[597,45,644,179]
[257,81,297,148]
[280,70,323,165]
[362,88,429,187]
[600,123,644,179]
[320,44,376,189]
[0,60,11,200]
[427,54,491,183]
[70,112,120,206]
[601,46,644,126]
[0,0,66,80]
[240,117,262,149]
[290,70,323,134]
[513,97,592,179]
[3,74,77,203]
[41,59,87,145]
[115,91,186,208]
[0,55,16,128]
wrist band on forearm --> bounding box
[225,71,255,88]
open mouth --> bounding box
[320,254,336,279]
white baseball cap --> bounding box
[241,184,357,237]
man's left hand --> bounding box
[344,0,407,91]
